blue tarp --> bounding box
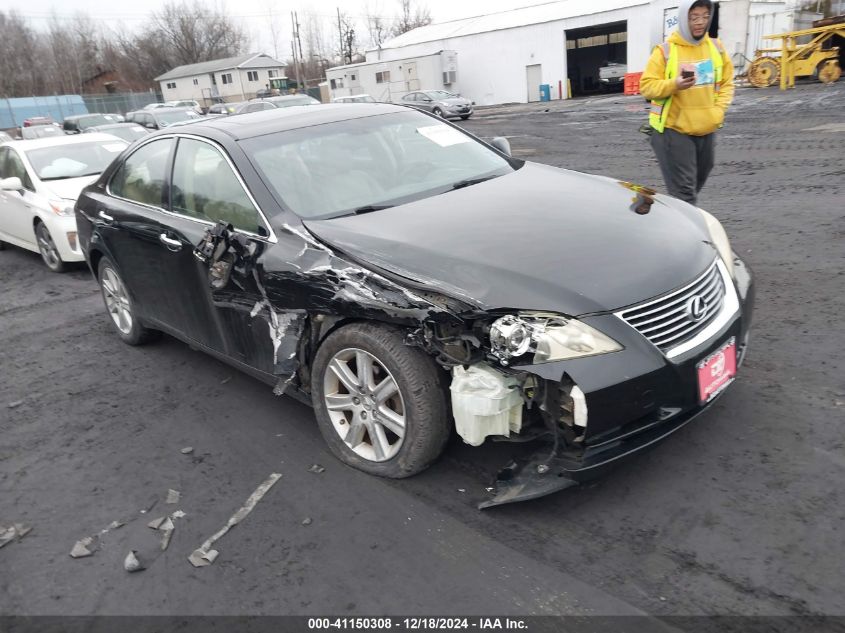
[0,95,88,129]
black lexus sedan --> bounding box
[75,104,754,507]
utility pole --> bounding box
[337,8,344,65]
[291,12,302,91]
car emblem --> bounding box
[686,295,707,322]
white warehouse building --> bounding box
[326,0,820,105]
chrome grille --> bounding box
[618,261,726,353]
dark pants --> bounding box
[650,128,715,206]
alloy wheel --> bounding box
[36,224,61,270]
[101,266,134,335]
[322,347,406,462]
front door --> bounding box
[406,62,420,91]
[526,64,542,102]
[0,147,38,246]
[167,136,276,371]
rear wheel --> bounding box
[35,222,65,272]
[97,256,157,345]
[311,322,450,478]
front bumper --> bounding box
[480,254,754,508]
[48,214,85,262]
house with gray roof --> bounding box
[155,53,286,105]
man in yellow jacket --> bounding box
[640,0,734,205]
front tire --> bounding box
[97,256,156,346]
[460,114,471,120]
[35,222,65,272]
[432,106,443,117]
[311,322,450,478]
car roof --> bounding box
[3,133,127,150]
[163,103,408,140]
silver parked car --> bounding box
[400,90,473,120]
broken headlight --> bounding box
[488,314,622,365]
[700,208,734,278]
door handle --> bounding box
[98,210,114,222]
[159,233,182,250]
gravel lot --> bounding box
[1,82,843,620]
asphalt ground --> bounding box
[1,82,844,621]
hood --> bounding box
[676,0,713,44]
[302,163,718,316]
[44,175,99,201]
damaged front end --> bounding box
[191,221,753,511]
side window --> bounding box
[171,138,263,234]
[110,138,173,207]
[6,150,33,190]
[0,148,8,179]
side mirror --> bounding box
[489,137,511,157]
[0,177,23,192]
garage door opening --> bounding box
[566,21,627,96]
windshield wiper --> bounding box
[450,176,497,190]
[350,204,394,215]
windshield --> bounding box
[26,140,127,181]
[156,110,200,125]
[270,96,318,107]
[241,110,515,219]
[76,115,112,129]
[101,126,149,142]
[22,126,62,139]
[427,91,458,99]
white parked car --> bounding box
[0,134,128,271]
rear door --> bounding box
[98,137,201,336]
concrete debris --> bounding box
[188,548,219,567]
[148,513,184,551]
[835,400,844,407]
[458,489,466,493]
[302,517,312,526]
[7,400,24,409]
[124,550,144,572]
[158,518,176,551]
[0,523,32,548]
[147,517,166,530]
[70,537,95,558]
[221,377,232,385]
[188,473,282,568]
[100,520,125,534]
[180,447,194,455]
[308,464,326,474]
[166,489,181,504]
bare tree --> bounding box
[392,0,432,37]
[146,0,248,67]
[0,11,42,97]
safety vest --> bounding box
[649,37,725,133]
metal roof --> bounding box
[155,54,285,82]
[380,0,647,49]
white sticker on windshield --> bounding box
[417,125,470,147]
[104,143,127,152]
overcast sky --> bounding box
[8,0,548,60]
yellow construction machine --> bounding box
[748,21,844,89]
